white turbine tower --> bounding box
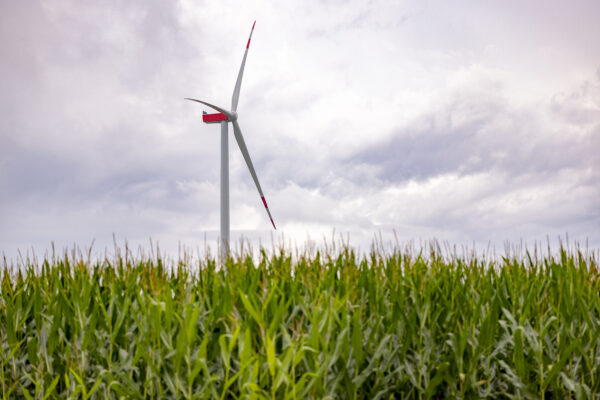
[186,21,276,260]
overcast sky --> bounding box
[1,0,599,261]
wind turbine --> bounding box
[185,21,275,259]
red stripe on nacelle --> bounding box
[202,113,228,123]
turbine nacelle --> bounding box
[202,112,228,124]
[201,110,238,124]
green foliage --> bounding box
[1,244,599,398]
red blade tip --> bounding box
[247,21,256,49]
[261,196,276,229]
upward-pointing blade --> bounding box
[231,21,256,113]
[232,119,276,230]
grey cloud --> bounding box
[551,80,600,127]
[352,80,599,185]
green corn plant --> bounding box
[1,241,599,398]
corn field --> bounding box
[1,243,599,399]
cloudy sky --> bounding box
[1,0,599,260]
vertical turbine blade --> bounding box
[231,21,256,112]
[232,120,276,229]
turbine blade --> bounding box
[231,21,256,112]
[232,119,276,229]
[185,98,233,119]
